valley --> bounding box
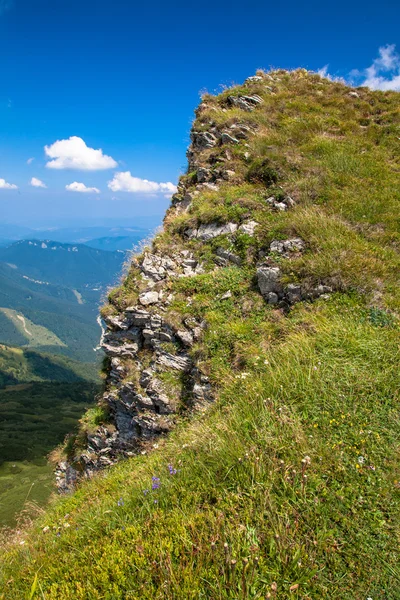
[0,228,149,526]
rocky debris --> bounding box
[266,196,295,211]
[257,266,283,303]
[348,91,360,98]
[55,462,79,494]
[185,222,238,241]
[228,94,263,111]
[220,290,232,300]
[221,132,240,145]
[286,283,302,304]
[221,169,236,180]
[141,253,178,281]
[216,247,242,266]
[110,357,128,382]
[176,329,194,347]
[104,314,132,330]
[191,130,218,150]
[156,350,192,372]
[270,238,305,255]
[139,291,159,306]
[245,75,263,84]
[257,264,333,306]
[238,220,259,236]
[197,167,212,183]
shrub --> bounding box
[245,158,278,186]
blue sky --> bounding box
[0,0,399,227]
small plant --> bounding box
[246,158,278,187]
[366,307,396,328]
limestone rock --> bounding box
[185,222,238,241]
[257,266,283,297]
[238,220,259,236]
[191,131,218,150]
[216,247,242,265]
[156,351,192,372]
[139,291,159,306]
[270,238,305,254]
[221,132,240,145]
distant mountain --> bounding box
[0,239,126,288]
[0,241,126,362]
[0,223,155,248]
[84,235,144,252]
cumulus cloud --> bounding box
[45,136,117,171]
[318,44,400,91]
[66,182,100,193]
[0,178,18,190]
[30,177,47,188]
[27,157,35,165]
[108,171,177,196]
[359,44,400,91]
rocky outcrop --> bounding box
[57,74,332,492]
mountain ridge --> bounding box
[1,69,399,598]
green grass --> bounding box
[0,69,399,598]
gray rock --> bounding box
[267,292,279,304]
[221,169,236,180]
[124,308,151,328]
[270,238,305,254]
[221,132,240,144]
[257,266,283,296]
[176,330,194,346]
[196,222,238,240]
[156,351,192,372]
[139,291,159,306]
[197,167,212,183]
[238,220,259,236]
[216,247,242,265]
[286,284,302,304]
[220,290,232,300]
[227,95,263,112]
[192,383,213,402]
[245,75,263,84]
[191,131,218,150]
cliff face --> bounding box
[56,69,400,492]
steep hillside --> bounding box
[1,70,399,599]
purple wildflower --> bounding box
[168,464,177,475]
[143,489,149,495]
[152,476,161,490]
[117,497,124,506]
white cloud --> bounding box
[27,157,35,165]
[317,65,329,78]
[0,178,18,190]
[360,44,400,91]
[65,182,100,193]
[108,171,177,196]
[45,136,117,171]
[318,44,400,92]
[30,177,47,188]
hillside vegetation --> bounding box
[1,70,399,599]
[0,345,100,526]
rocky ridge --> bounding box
[56,71,334,492]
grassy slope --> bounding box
[0,70,399,599]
